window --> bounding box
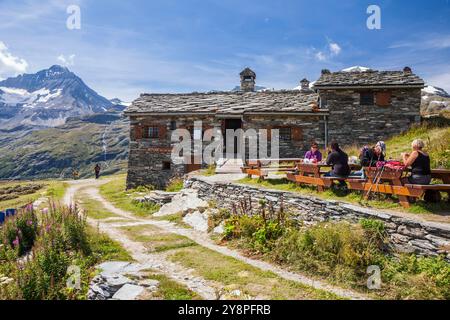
[170,121,177,131]
[376,92,391,107]
[162,161,171,171]
[279,128,292,141]
[360,92,374,106]
[147,126,159,138]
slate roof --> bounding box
[125,91,323,115]
[314,70,425,88]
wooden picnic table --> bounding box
[287,162,362,192]
[288,164,450,208]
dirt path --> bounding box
[64,179,370,300]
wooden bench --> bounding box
[242,158,300,180]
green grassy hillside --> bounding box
[0,115,129,180]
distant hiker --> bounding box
[94,164,101,179]
[304,142,323,163]
[72,169,79,180]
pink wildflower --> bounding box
[12,237,19,247]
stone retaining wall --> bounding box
[185,176,450,261]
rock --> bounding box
[97,261,132,275]
[112,284,145,300]
[183,210,209,232]
[155,189,208,217]
[213,222,225,234]
[90,284,111,299]
[397,226,426,238]
[103,274,135,290]
[139,279,160,288]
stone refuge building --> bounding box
[124,67,425,189]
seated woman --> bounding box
[304,142,323,163]
[361,141,386,167]
[402,139,432,185]
[324,141,351,188]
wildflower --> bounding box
[42,208,49,214]
[12,237,20,247]
[27,220,33,226]
[26,204,33,211]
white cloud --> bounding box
[57,54,76,66]
[0,41,28,78]
[329,42,342,56]
[315,51,327,61]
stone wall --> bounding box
[186,176,450,260]
[322,88,422,146]
[126,114,324,189]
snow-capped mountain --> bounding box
[341,66,372,73]
[421,85,450,115]
[0,65,113,128]
[110,98,131,107]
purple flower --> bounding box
[26,204,33,211]
[12,237,19,247]
[27,220,33,226]
[42,208,49,215]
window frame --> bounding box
[146,126,159,139]
[360,91,375,106]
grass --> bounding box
[117,223,339,299]
[120,225,196,253]
[165,179,184,192]
[75,192,118,220]
[222,214,450,300]
[238,177,450,215]
[140,272,200,300]
[0,180,67,210]
[99,175,160,218]
[152,212,192,229]
[87,225,133,262]
[168,246,341,300]
[201,165,217,176]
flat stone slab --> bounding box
[112,284,145,300]
[183,211,209,232]
[97,261,144,276]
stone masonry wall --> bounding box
[127,114,324,189]
[186,176,450,261]
[323,88,422,146]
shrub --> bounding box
[166,179,184,192]
[1,207,38,256]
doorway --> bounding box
[223,119,243,156]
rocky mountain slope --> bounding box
[421,85,450,116]
[0,65,114,128]
[0,112,129,180]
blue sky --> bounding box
[0,0,450,101]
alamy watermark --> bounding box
[66,5,81,30]
[170,121,280,165]
[367,5,381,30]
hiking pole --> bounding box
[365,165,383,201]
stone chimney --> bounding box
[240,68,256,92]
[300,78,310,91]
[403,66,412,75]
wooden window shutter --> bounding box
[134,125,143,140]
[376,92,391,106]
[159,124,167,139]
[292,127,303,141]
[267,126,272,140]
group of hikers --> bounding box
[303,139,432,189]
